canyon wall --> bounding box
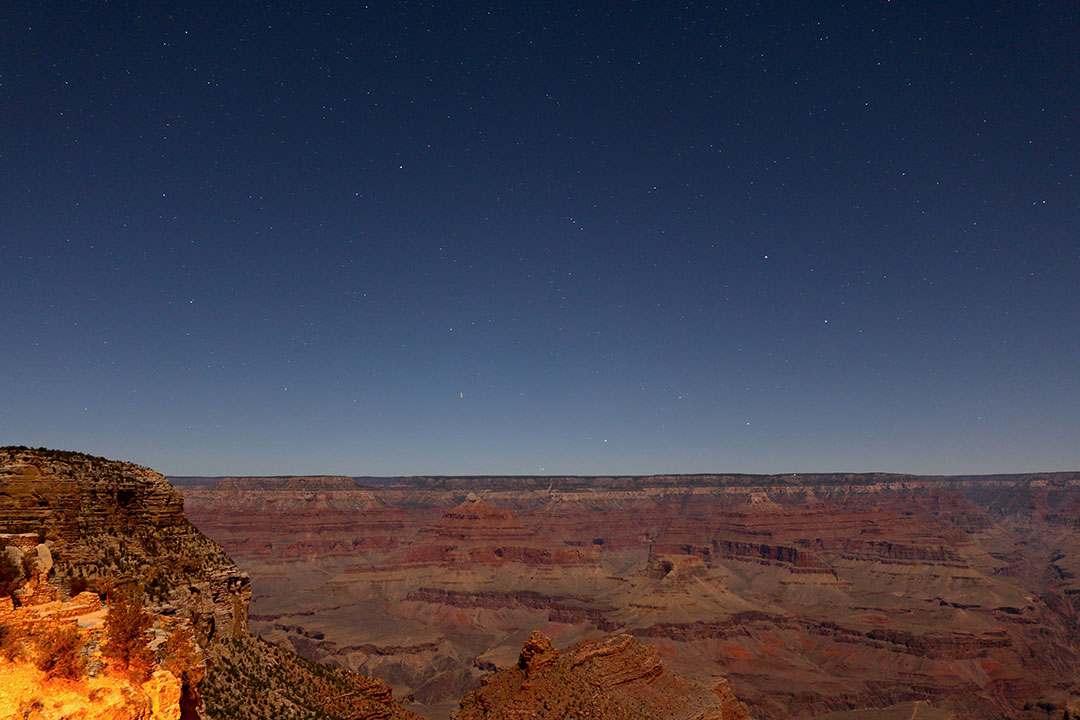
[181,471,1080,720]
[0,447,420,720]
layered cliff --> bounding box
[0,447,420,720]
[0,446,249,645]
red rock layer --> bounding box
[180,472,1080,720]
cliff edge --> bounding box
[0,446,419,720]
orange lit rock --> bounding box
[141,670,182,720]
[0,659,167,720]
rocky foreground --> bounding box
[179,472,1080,719]
[0,447,420,720]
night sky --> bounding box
[2,2,1077,476]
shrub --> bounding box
[34,625,85,680]
[104,588,154,681]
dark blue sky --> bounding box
[2,1,1077,475]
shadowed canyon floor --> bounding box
[178,473,1080,720]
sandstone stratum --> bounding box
[0,447,420,720]
[178,471,1080,719]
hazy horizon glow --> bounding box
[3,2,1078,476]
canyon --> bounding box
[178,472,1080,720]
[5,448,1077,719]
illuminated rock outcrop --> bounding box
[0,447,421,720]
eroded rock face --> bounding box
[459,631,750,719]
[0,451,184,538]
[181,471,1080,719]
[0,447,248,641]
[142,671,184,720]
[517,630,557,672]
[1,448,422,720]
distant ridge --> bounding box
[168,471,1080,493]
[168,475,405,488]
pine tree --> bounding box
[104,587,154,682]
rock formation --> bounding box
[0,446,249,645]
[457,630,752,719]
[0,661,184,720]
[0,447,420,720]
